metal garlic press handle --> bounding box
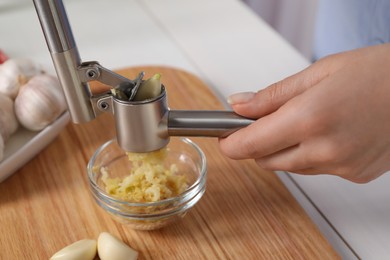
[168,110,254,137]
[33,0,135,123]
[33,0,90,122]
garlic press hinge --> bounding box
[77,61,135,87]
[77,61,139,117]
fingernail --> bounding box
[227,92,255,105]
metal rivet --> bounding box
[99,102,109,110]
[86,69,97,79]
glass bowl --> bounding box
[87,137,207,230]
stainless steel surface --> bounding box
[34,0,93,123]
[168,110,254,137]
[32,0,75,53]
[77,62,135,90]
[113,90,170,153]
[111,87,254,152]
[51,49,94,123]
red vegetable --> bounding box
[0,50,8,64]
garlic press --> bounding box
[33,0,253,152]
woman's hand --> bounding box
[219,44,390,183]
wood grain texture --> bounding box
[0,66,339,259]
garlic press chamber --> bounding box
[33,0,254,152]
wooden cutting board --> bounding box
[0,66,339,259]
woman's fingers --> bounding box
[219,102,304,160]
[255,145,310,172]
[227,61,330,119]
[253,138,336,174]
[226,47,365,119]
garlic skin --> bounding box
[0,93,19,141]
[15,74,67,131]
[0,58,42,99]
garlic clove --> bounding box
[50,239,97,260]
[97,232,138,260]
[8,58,43,79]
[0,58,42,99]
[133,73,162,101]
[0,69,19,99]
[0,93,18,141]
[15,74,67,131]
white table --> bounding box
[1,0,389,259]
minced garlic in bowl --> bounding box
[87,137,207,230]
[101,148,188,203]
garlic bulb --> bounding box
[0,58,43,99]
[0,93,19,141]
[15,74,67,131]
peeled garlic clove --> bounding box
[50,239,97,260]
[133,73,162,101]
[0,93,18,141]
[0,58,42,99]
[98,232,138,260]
[15,74,67,131]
